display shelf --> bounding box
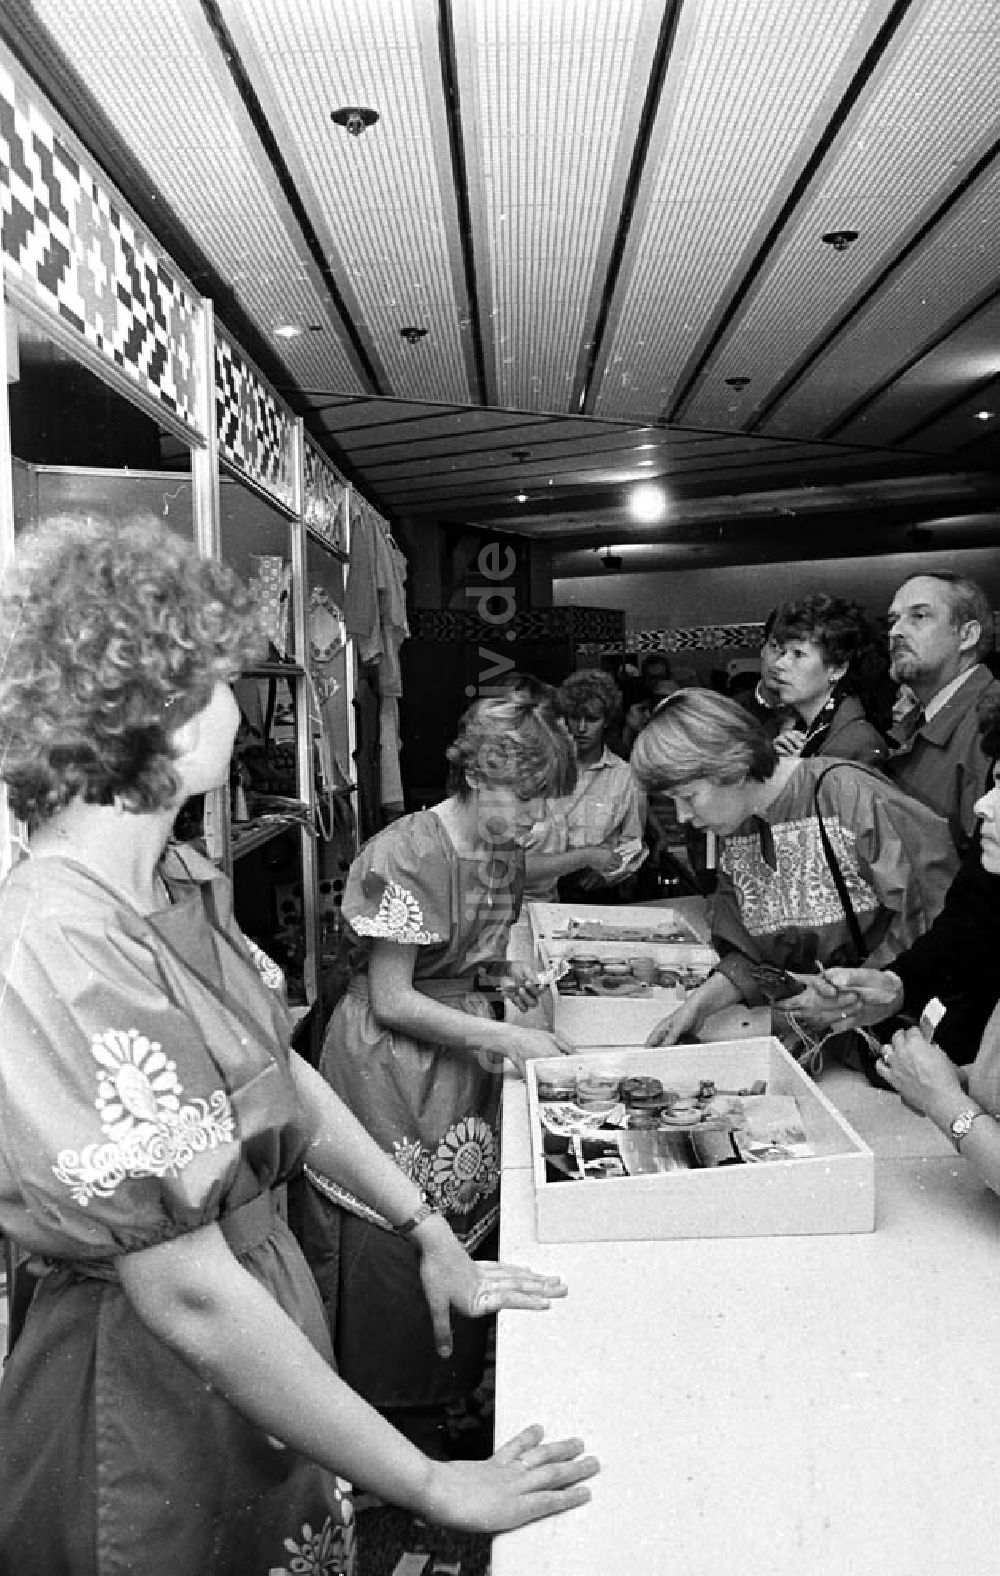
[231,815,311,860]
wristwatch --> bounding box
[394,1199,440,1237]
[948,1106,988,1150]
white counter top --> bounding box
[492,1062,1000,1576]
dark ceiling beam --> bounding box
[436,0,489,405]
[575,0,682,415]
[751,137,1000,436]
[197,0,385,395]
[823,285,1000,445]
[665,0,915,424]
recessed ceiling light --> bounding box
[274,323,306,339]
[331,106,379,137]
[821,229,859,251]
[634,442,657,450]
[974,409,995,421]
[516,492,528,504]
[637,459,655,467]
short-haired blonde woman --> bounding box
[302,696,580,1445]
[0,518,596,1576]
[630,689,957,1049]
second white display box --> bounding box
[527,900,718,1045]
[525,1038,875,1242]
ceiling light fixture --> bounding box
[331,106,379,137]
[974,409,994,421]
[274,323,306,339]
[821,229,859,252]
[628,483,667,524]
[400,325,428,344]
[516,492,528,504]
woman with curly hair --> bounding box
[766,593,889,765]
[300,694,579,1450]
[522,668,647,904]
[0,516,596,1576]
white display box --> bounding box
[527,900,706,947]
[526,1039,875,1242]
[527,900,718,1045]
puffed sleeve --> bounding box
[342,814,452,946]
[0,906,243,1263]
[819,768,958,965]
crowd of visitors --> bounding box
[1,519,997,1574]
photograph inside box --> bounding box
[524,1038,875,1240]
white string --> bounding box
[781,1006,884,1078]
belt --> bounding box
[219,1188,279,1255]
[347,972,479,1004]
[41,1190,280,1285]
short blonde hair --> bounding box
[631,687,777,790]
[446,696,577,799]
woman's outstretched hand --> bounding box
[421,1424,598,1531]
[645,999,699,1046]
[416,1214,568,1357]
[495,1024,575,1077]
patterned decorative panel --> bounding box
[303,441,349,554]
[215,331,296,509]
[577,623,766,657]
[0,57,203,434]
[27,0,366,400]
[410,607,624,643]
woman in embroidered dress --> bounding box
[765,593,889,765]
[301,695,579,1448]
[630,689,957,1060]
[0,516,597,1576]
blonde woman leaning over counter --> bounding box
[0,517,597,1576]
[630,688,957,1055]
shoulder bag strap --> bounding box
[812,761,872,963]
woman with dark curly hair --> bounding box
[299,694,580,1450]
[766,593,888,765]
[0,516,596,1576]
[522,668,647,904]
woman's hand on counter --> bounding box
[414,1212,569,1358]
[421,1424,598,1531]
[645,998,700,1046]
[493,1023,576,1077]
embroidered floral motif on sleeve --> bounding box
[52,1027,236,1206]
[351,878,442,944]
[246,934,286,990]
[268,1488,356,1576]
